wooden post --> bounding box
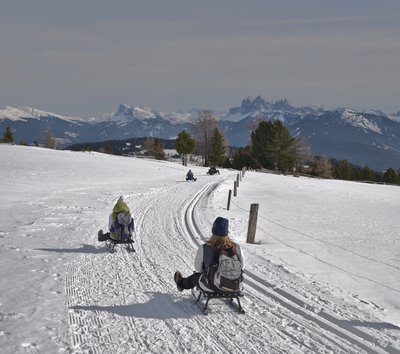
[227,189,232,210]
[233,181,237,197]
[246,203,259,244]
[237,173,240,188]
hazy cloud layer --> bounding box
[1,0,400,116]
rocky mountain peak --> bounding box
[116,104,134,117]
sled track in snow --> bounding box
[184,177,400,354]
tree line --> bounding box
[2,117,400,185]
[174,111,400,186]
[1,124,56,148]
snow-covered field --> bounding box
[0,144,399,354]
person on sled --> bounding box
[98,196,135,242]
[174,217,244,293]
[208,166,220,175]
[186,169,197,181]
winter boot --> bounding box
[98,230,103,241]
[174,271,184,292]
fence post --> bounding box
[246,203,259,244]
[227,189,232,210]
[237,173,240,188]
[233,181,237,197]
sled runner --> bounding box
[106,238,135,253]
[98,229,136,253]
[191,287,245,315]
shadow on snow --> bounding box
[35,244,106,254]
[70,291,198,320]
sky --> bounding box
[1,0,400,117]
[0,144,399,352]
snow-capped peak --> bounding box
[114,104,156,119]
[116,103,134,117]
[0,106,79,122]
[108,103,156,126]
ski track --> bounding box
[63,175,400,353]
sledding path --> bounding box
[184,178,400,354]
[65,177,293,353]
[65,172,399,353]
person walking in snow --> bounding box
[98,196,134,242]
[186,169,197,181]
[174,217,244,292]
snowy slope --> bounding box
[0,145,399,353]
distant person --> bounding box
[98,196,135,242]
[186,169,197,181]
[174,217,244,293]
[208,166,220,175]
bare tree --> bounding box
[295,137,312,172]
[144,137,165,160]
[312,156,333,178]
[192,110,218,166]
[42,127,56,149]
[248,113,264,145]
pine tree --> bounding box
[231,146,261,170]
[333,160,353,180]
[383,168,396,184]
[209,128,227,167]
[175,130,195,166]
[3,125,14,143]
[104,144,114,155]
[361,166,375,181]
[251,120,297,171]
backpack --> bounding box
[112,211,133,240]
[207,247,243,292]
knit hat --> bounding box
[212,217,229,237]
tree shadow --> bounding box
[36,244,107,254]
[71,291,197,320]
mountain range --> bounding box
[1,96,400,170]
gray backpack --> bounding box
[208,247,243,292]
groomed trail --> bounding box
[65,175,399,354]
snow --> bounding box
[0,106,80,123]
[221,112,249,122]
[388,114,400,123]
[341,109,383,134]
[1,144,399,353]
